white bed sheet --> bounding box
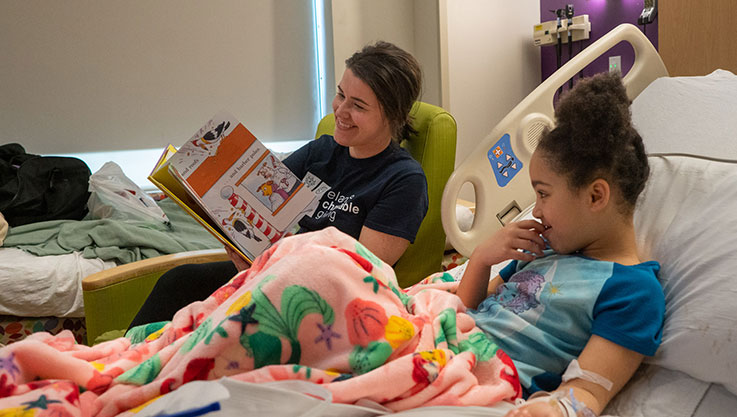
[605,365,737,417]
[0,247,116,317]
[119,366,737,417]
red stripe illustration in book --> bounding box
[220,186,282,244]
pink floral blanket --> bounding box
[0,227,520,416]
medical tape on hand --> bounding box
[561,359,614,391]
[517,391,571,416]
[520,390,595,417]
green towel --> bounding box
[4,198,221,264]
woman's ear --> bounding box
[588,179,610,212]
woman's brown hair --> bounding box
[345,41,423,142]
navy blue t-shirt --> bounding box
[282,135,428,242]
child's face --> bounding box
[529,151,592,255]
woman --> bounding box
[129,41,429,327]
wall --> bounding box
[413,2,443,108]
[539,0,658,83]
[330,0,442,107]
[328,0,543,192]
[442,0,541,169]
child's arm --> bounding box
[558,335,643,415]
[457,220,545,308]
[508,335,643,417]
[488,275,504,296]
[456,256,495,308]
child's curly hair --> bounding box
[536,72,649,215]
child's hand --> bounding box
[471,220,546,267]
[505,400,565,417]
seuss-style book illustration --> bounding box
[248,154,301,212]
[151,111,316,262]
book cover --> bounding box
[149,111,315,262]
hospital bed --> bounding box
[440,23,737,417]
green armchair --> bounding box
[315,101,457,287]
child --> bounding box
[456,72,665,416]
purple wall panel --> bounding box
[539,0,657,86]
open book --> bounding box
[148,111,316,263]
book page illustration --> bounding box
[160,110,316,261]
[173,113,241,179]
[240,153,301,215]
[218,188,282,243]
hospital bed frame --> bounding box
[441,23,668,256]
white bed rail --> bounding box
[442,23,669,257]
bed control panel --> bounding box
[487,134,523,187]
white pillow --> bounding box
[445,204,475,251]
[635,155,737,395]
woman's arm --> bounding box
[358,226,410,266]
[224,245,251,272]
[507,335,643,417]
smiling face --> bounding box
[332,68,393,159]
[529,151,595,255]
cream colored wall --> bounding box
[413,1,443,107]
[442,0,541,169]
[330,0,442,107]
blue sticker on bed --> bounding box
[487,134,522,187]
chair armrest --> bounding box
[82,249,229,290]
[82,249,229,344]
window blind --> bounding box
[0,0,320,154]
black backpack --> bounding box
[0,143,92,227]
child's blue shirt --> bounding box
[467,251,665,394]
